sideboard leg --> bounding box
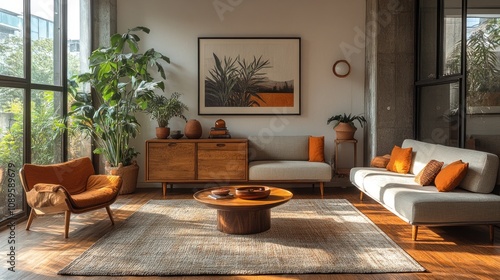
[162,182,168,197]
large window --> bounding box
[0,0,91,224]
[416,0,500,169]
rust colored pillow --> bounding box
[414,160,444,186]
[309,136,325,162]
[370,154,391,168]
[434,160,469,192]
[386,146,413,174]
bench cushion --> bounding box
[249,161,331,181]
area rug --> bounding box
[59,199,425,276]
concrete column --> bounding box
[364,0,415,164]
[92,0,117,49]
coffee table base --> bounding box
[217,209,271,234]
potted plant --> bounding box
[327,113,367,140]
[68,26,170,194]
[144,92,188,139]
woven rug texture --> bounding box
[59,199,425,276]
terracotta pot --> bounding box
[334,122,357,140]
[155,127,170,139]
[105,161,139,194]
[184,119,202,139]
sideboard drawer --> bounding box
[197,142,247,180]
[146,142,196,181]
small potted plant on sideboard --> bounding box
[144,92,188,139]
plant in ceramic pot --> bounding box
[144,92,188,139]
[327,113,367,140]
[68,26,170,194]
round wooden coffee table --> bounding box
[193,186,293,234]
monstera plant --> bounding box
[69,26,170,193]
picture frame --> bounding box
[198,37,301,115]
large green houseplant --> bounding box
[69,26,170,193]
[144,92,188,138]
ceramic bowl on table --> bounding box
[211,188,231,196]
[234,186,271,200]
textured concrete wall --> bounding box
[365,0,415,164]
[92,0,117,49]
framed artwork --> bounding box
[198,37,301,115]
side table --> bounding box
[334,138,357,176]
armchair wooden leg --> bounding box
[412,225,418,241]
[320,182,324,197]
[64,211,71,239]
[26,208,36,230]
[106,206,115,225]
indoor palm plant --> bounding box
[69,26,170,194]
[144,92,188,138]
[327,113,367,140]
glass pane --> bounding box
[419,0,438,80]
[443,0,463,76]
[31,90,63,164]
[418,82,460,147]
[31,0,62,86]
[465,3,500,178]
[67,0,91,159]
[0,2,24,78]
[0,87,25,222]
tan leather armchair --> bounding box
[19,157,122,238]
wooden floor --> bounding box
[1,184,499,280]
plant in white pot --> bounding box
[68,26,170,194]
[144,92,188,139]
[327,113,367,140]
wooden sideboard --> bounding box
[145,138,248,196]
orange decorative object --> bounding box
[215,119,226,128]
[184,119,202,139]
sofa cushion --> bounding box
[249,160,331,181]
[435,160,469,192]
[414,160,444,186]
[402,139,499,193]
[386,146,412,174]
[248,136,309,161]
[370,154,391,168]
[308,136,325,162]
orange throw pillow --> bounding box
[370,154,391,168]
[386,146,413,174]
[414,160,444,186]
[434,160,469,192]
[309,136,325,162]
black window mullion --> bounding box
[437,0,444,79]
[24,0,32,164]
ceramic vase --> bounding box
[184,119,202,139]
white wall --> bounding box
[117,0,366,187]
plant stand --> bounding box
[334,138,357,176]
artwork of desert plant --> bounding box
[204,53,294,107]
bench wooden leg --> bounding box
[412,225,418,241]
[490,225,494,243]
[359,191,364,201]
[320,182,324,197]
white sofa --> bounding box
[247,136,332,196]
[350,139,500,241]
